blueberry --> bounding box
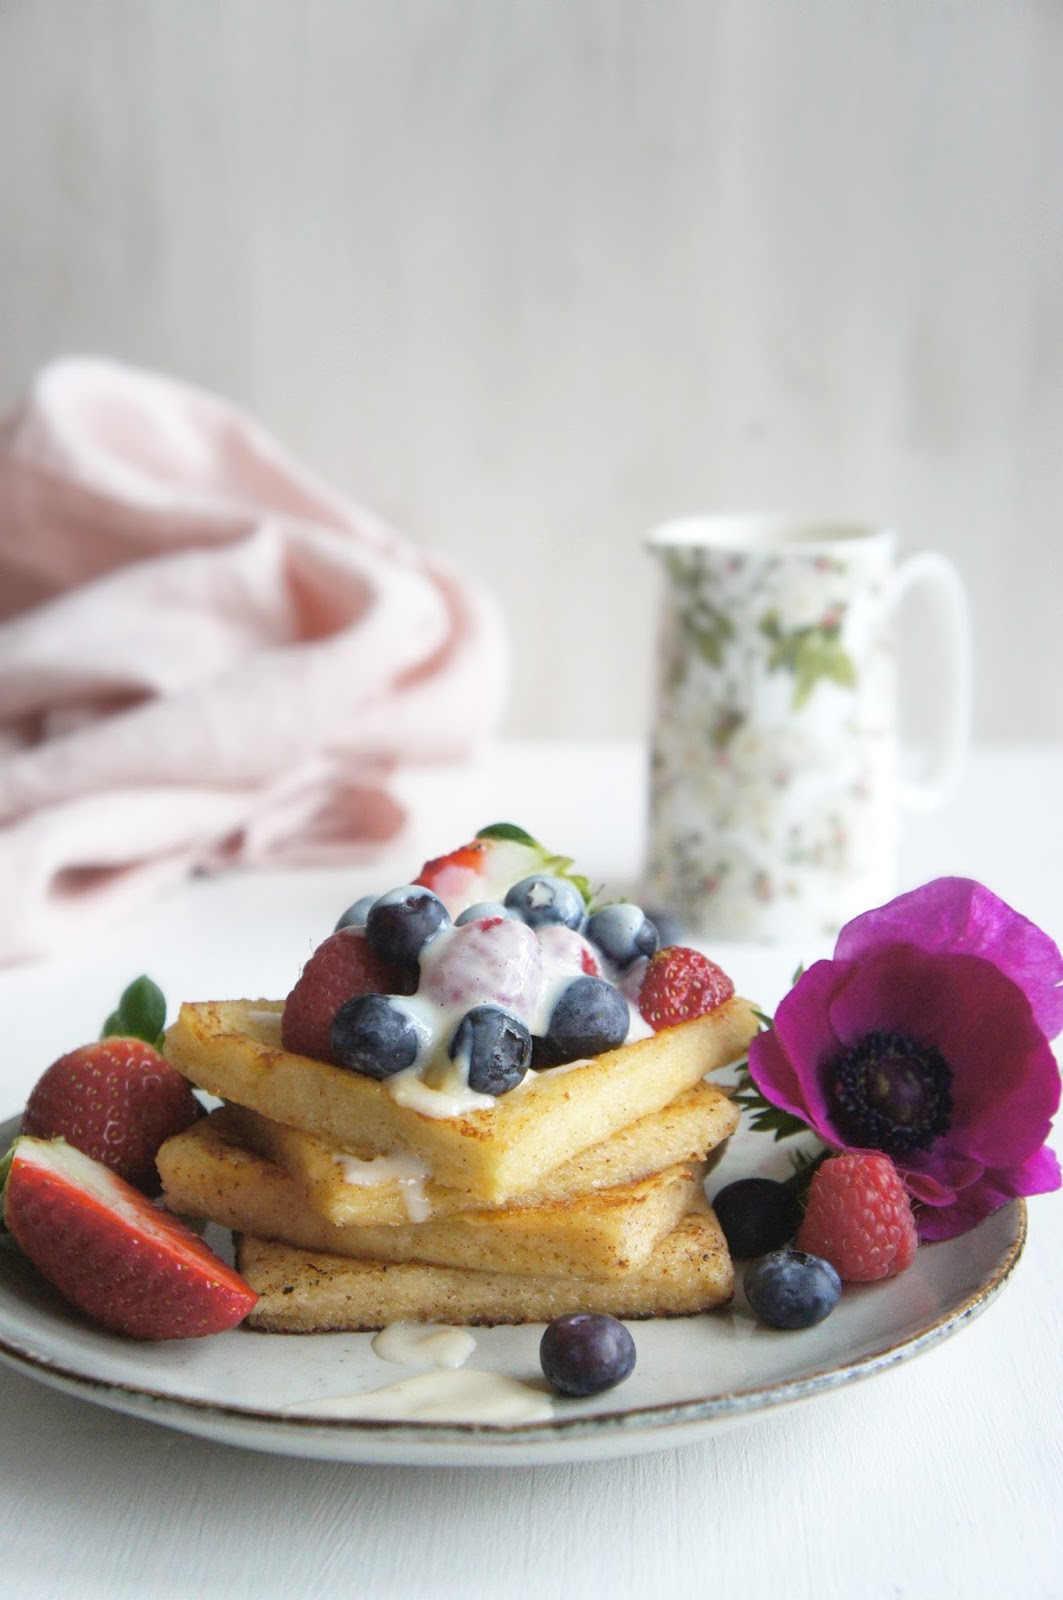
[530,1034,564,1070]
[644,906,683,947]
[712,1177,802,1259]
[331,994,424,1079]
[365,886,451,967]
[334,893,376,932]
[743,1250,842,1330]
[454,901,519,926]
[504,874,585,930]
[540,1312,636,1397]
[448,1005,532,1095]
[545,976,629,1064]
[585,903,660,969]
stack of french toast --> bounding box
[157,829,758,1333]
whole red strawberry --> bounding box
[796,1152,918,1282]
[21,977,198,1193]
[3,1137,257,1340]
[637,947,735,1031]
[281,927,415,1062]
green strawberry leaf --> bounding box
[101,975,167,1050]
[475,824,595,907]
[475,823,541,847]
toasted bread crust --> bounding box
[159,1113,708,1279]
[236,1212,735,1331]
[224,1082,739,1225]
[164,996,757,1203]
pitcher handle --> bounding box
[890,550,973,814]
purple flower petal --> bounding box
[748,959,849,1141]
[913,1144,1060,1241]
[836,878,1063,1039]
[901,1148,984,1207]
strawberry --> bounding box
[22,1039,198,1193]
[281,926,415,1062]
[21,977,198,1193]
[415,823,592,918]
[415,840,492,905]
[796,1152,918,1282]
[2,1137,257,1340]
[637,946,735,1031]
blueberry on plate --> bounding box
[540,1312,636,1397]
[365,886,451,967]
[712,1177,803,1259]
[448,1004,532,1096]
[334,893,377,932]
[331,994,424,1079]
[743,1250,842,1330]
[503,874,586,930]
[543,975,630,1064]
[584,903,660,969]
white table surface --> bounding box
[0,740,1060,1600]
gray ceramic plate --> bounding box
[0,1115,1025,1466]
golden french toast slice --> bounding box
[158,1113,707,1279]
[164,996,757,1205]
[226,1081,739,1226]
[237,1210,734,1332]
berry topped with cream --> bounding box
[280,823,735,1117]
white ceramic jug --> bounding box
[645,515,972,943]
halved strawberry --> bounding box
[21,977,199,1193]
[415,823,592,918]
[3,1138,257,1340]
[281,926,415,1062]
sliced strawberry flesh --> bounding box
[5,1138,257,1340]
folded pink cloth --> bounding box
[0,357,508,964]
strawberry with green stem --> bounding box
[416,823,593,918]
[19,976,199,1193]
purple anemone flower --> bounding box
[748,878,1063,1241]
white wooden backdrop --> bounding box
[1,0,1059,742]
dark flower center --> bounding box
[826,1030,953,1159]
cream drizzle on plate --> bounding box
[370,1322,477,1369]
[284,1369,554,1425]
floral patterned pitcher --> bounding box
[645,515,971,944]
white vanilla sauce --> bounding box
[285,1368,553,1425]
[371,1322,477,1369]
[333,1151,432,1222]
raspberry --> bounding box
[796,1152,918,1282]
[637,947,735,1031]
[281,928,415,1063]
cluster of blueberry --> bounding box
[711,1177,841,1329]
[331,875,662,1096]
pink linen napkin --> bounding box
[0,357,508,964]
